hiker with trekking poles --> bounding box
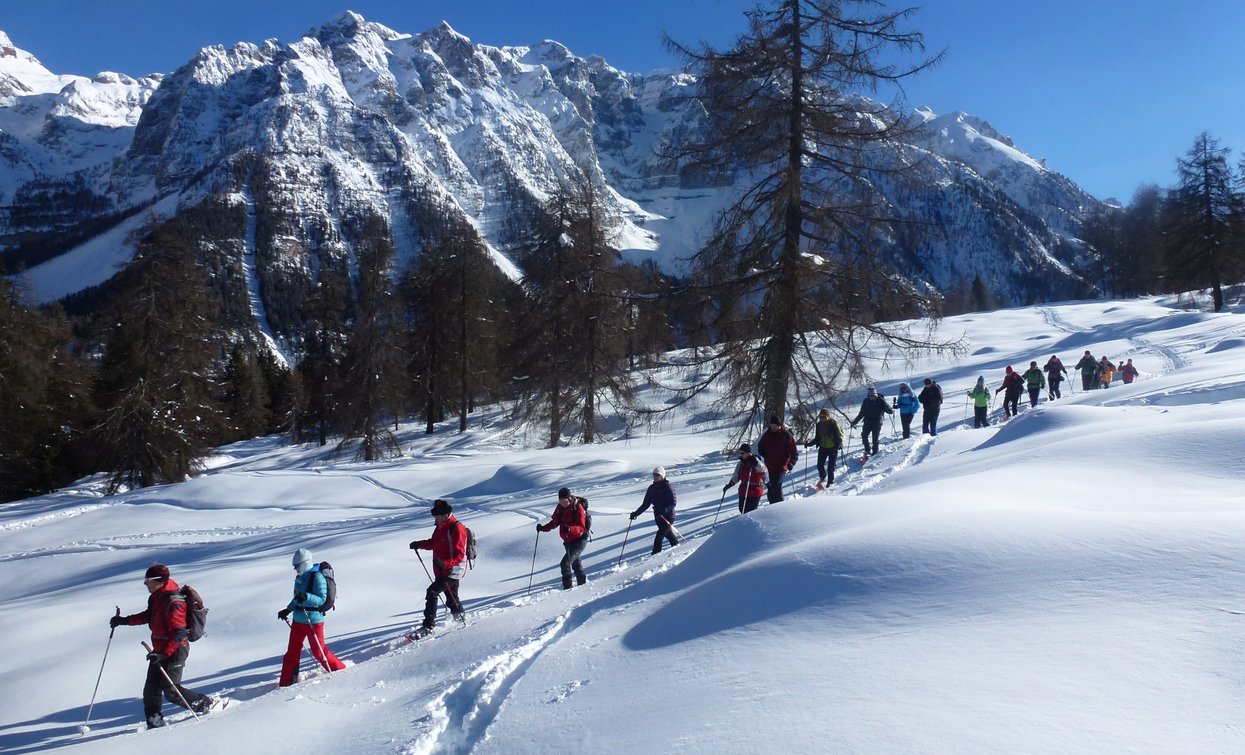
[849,386,893,460]
[537,487,590,590]
[630,466,681,555]
[408,498,469,639]
[757,415,798,503]
[277,548,345,687]
[107,564,216,729]
[722,443,767,515]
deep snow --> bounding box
[3,295,1245,754]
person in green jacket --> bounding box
[803,408,843,489]
[967,376,992,428]
[1075,350,1097,391]
[1022,361,1047,408]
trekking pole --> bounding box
[141,641,200,723]
[617,518,633,567]
[711,489,728,528]
[526,529,540,596]
[657,514,683,543]
[82,607,121,733]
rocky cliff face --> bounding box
[1,14,1100,345]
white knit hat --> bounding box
[652,466,666,478]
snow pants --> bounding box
[423,575,465,629]
[652,514,679,554]
[1049,378,1062,399]
[816,447,839,484]
[900,412,915,438]
[861,423,880,455]
[143,643,208,723]
[766,468,786,503]
[279,620,345,686]
[1082,373,1094,391]
[1002,392,1020,417]
[973,405,990,428]
[560,535,588,589]
[922,408,940,435]
[1028,387,1042,407]
[738,495,761,515]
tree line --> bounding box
[1083,132,1245,312]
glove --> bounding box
[409,541,419,550]
[803,440,814,448]
[536,523,544,532]
[277,608,291,621]
[629,511,639,520]
[146,652,163,663]
[295,591,307,603]
[722,483,731,494]
[109,615,125,629]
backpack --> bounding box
[175,585,208,642]
[459,522,478,567]
[312,562,337,613]
[577,496,592,540]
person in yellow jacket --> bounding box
[967,376,992,428]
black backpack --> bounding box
[312,562,337,613]
[577,496,592,540]
[459,522,478,567]
[174,585,208,642]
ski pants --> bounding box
[816,447,839,484]
[652,514,679,554]
[861,423,880,455]
[560,535,588,589]
[738,495,761,515]
[900,413,915,438]
[423,575,465,629]
[973,406,990,428]
[1049,379,1062,399]
[143,643,208,719]
[1002,392,1020,417]
[1081,374,1094,391]
[279,620,345,687]
[1028,387,1042,407]
[766,468,786,503]
[922,409,939,435]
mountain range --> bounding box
[1,13,1101,347]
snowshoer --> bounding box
[1022,361,1047,408]
[757,415,798,503]
[109,564,215,728]
[723,443,767,514]
[803,408,843,488]
[1120,358,1139,384]
[1076,350,1097,391]
[631,467,679,554]
[409,499,468,635]
[995,366,1023,418]
[967,376,991,428]
[1098,356,1116,389]
[277,548,346,686]
[894,383,921,439]
[849,386,893,457]
[918,378,943,435]
[538,488,589,589]
[1044,355,1068,399]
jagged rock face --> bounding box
[2,14,1100,340]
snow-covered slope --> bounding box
[4,15,1097,326]
[3,294,1245,752]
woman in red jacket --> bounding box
[722,443,768,514]
[409,499,468,634]
[109,564,214,728]
[538,487,589,589]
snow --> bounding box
[5,301,1245,752]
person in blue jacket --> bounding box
[277,548,345,686]
[631,466,680,554]
[894,382,921,439]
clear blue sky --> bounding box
[3,0,1243,202]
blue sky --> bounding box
[3,0,1243,201]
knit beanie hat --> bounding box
[558,487,572,500]
[292,548,313,567]
[866,386,877,396]
[430,499,452,516]
[144,564,170,581]
[652,466,666,479]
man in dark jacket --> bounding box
[994,366,1024,417]
[849,387,893,457]
[631,466,679,553]
[538,487,589,589]
[757,415,798,503]
[1044,355,1068,399]
[110,564,215,728]
[1075,350,1097,391]
[410,499,468,634]
[918,378,943,435]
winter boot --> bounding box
[146,714,166,729]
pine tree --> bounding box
[1164,132,1244,312]
[222,343,272,441]
[90,219,224,493]
[663,0,961,435]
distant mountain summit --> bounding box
[2,15,1100,341]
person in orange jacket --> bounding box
[409,498,468,633]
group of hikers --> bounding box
[102,354,1142,729]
